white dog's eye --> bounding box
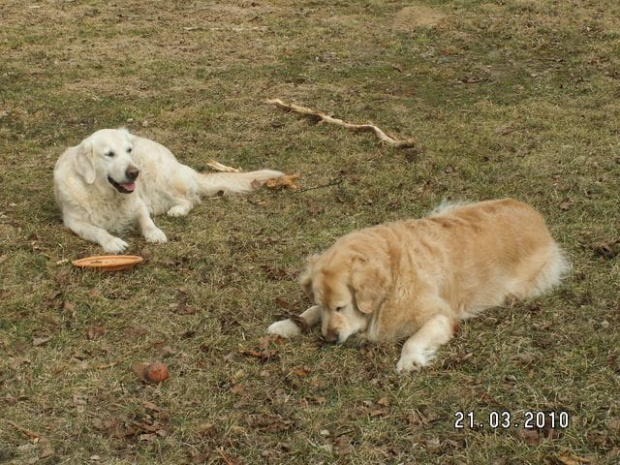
[104,151,115,158]
[126,147,133,153]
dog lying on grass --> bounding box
[268,199,569,372]
[54,128,283,252]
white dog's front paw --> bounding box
[167,205,190,217]
[102,237,129,253]
[144,227,168,244]
[267,319,302,338]
[396,348,435,373]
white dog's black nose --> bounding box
[126,166,140,181]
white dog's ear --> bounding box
[350,256,389,314]
[118,127,135,142]
[74,138,96,184]
[299,254,319,300]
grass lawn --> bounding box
[1,0,619,463]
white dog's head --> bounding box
[300,241,390,344]
[73,128,140,194]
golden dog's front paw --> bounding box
[396,357,423,373]
[396,348,436,373]
[267,319,302,338]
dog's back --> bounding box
[408,199,568,317]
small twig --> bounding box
[184,26,268,32]
[217,449,236,465]
[266,98,416,148]
[289,179,343,195]
[94,359,124,370]
[207,159,242,173]
[7,420,42,441]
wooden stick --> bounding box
[217,449,237,465]
[7,420,42,440]
[266,98,416,148]
[207,160,242,173]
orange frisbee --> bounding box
[72,255,144,271]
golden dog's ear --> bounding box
[299,254,319,300]
[74,138,96,185]
[350,256,389,314]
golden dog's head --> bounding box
[74,128,140,194]
[301,242,390,344]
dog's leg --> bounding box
[136,203,167,244]
[166,198,193,217]
[64,216,129,253]
[267,305,322,338]
[396,314,456,373]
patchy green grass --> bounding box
[1,0,619,464]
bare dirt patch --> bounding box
[393,4,447,30]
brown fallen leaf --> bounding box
[229,384,245,395]
[264,173,300,190]
[556,452,592,465]
[518,428,541,445]
[86,326,106,340]
[559,197,573,211]
[589,239,620,259]
[241,348,279,362]
[33,336,53,347]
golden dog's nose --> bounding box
[323,329,339,343]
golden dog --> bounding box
[267,199,569,372]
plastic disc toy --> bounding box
[72,255,144,271]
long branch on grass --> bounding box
[266,98,416,148]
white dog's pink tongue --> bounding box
[121,182,136,192]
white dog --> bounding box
[53,128,283,252]
[268,199,569,372]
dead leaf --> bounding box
[9,358,31,369]
[246,414,295,433]
[133,362,150,381]
[171,289,199,314]
[32,336,53,347]
[63,301,76,312]
[559,197,573,211]
[86,326,105,340]
[264,173,300,190]
[229,384,245,395]
[241,348,279,362]
[556,452,592,465]
[518,428,541,445]
[425,437,442,453]
[332,434,354,455]
[588,239,620,259]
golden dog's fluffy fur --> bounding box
[268,199,569,372]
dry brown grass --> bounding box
[1,0,619,464]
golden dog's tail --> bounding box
[195,170,284,196]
